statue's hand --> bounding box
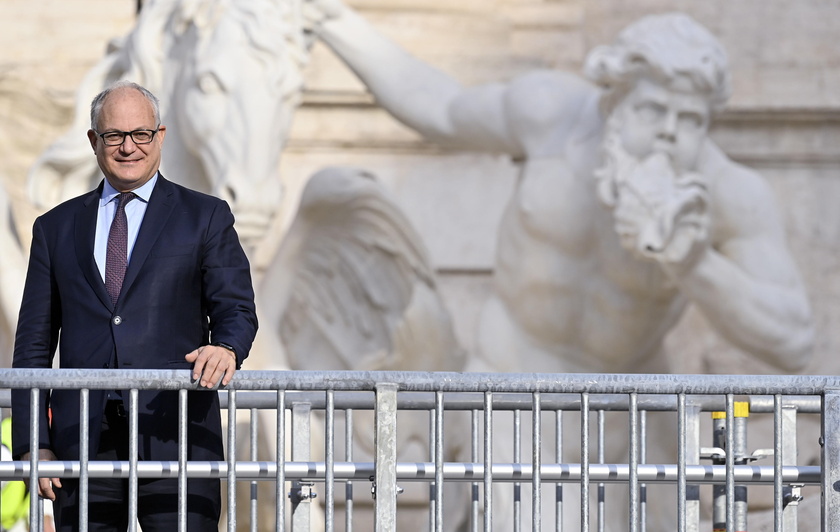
[612,152,710,268]
[301,0,347,32]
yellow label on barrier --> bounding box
[711,401,750,419]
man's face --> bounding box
[87,88,166,192]
[614,76,710,172]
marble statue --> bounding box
[252,166,468,529]
[0,181,25,366]
[257,166,465,376]
[304,1,814,378]
[26,0,312,249]
[303,2,815,529]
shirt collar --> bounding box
[100,173,158,206]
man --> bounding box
[304,5,814,529]
[12,81,258,530]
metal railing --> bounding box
[0,369,838,531]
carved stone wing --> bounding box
[257,166,464,373]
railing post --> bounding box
[822,388,840,532]
[684,401,702,532]
[374,383,398,532]
[290,402,313,532]
[781,403,799,531]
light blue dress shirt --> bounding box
[94,174,157,282]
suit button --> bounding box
[113,316,122,325]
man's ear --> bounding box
[87,129,98,152]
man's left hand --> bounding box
[185,345,237,388]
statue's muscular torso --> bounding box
[476,82,687,374]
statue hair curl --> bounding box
[583,13,731,113]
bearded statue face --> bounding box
[595,75,713,266]
[613,75,711,174]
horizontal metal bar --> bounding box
[0,387,824,414]
[0,368,838,395]
[0,461,820,485]
[214,391,745,412]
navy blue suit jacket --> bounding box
[11,175,258,462]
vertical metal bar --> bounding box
[725,394,735,532]
[374,383,398,532]
[29,389,40,532]
[228,389,238,532]
[677,394,686,532]
[628,394,638,532]
[429,408,435,532]
[484,391,493,532]
[345,408,354,532]
[782,404,798,532]
[276,390,286,532]
[685,402,701,532]
[733,404,747,532]
[581,393,590,532]
[823,389,840,532]
[639,408,647,531]
[128,389,139,530]
[471,409,480,532]
[38,497,45,532]
[513,409,521,532]
[597,410,605,532]
[250,407,259,532]
[79,389,90,532]
[325,390,335,532]
[532,392,542,532]
[435,390,445,532]
[556,409,563,532]
[290,402,312,532]
[712,411,726,532]
[176,389,187,532]
[773,395,783,532]
[76,388,90,532]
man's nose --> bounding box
[118,135,138,152]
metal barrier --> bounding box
[0,369,838,531]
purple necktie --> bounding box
[105,192,136,305]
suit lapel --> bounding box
[76,182,114,309]
[119,175,177,300]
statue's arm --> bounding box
[311,2,589,156]
[665,155,814,371]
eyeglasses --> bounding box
[96,128,160,146]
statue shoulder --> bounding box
[702,142,771,197]
[701,142,783,233]
[505,70,600,150]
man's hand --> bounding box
[185,345,237,388]
[21,449,61,501]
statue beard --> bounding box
[594,112,710,264]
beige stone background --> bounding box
[2,0,839,368]
[1,0,838,527]
[2,0,839,373]
[1,4,838,377]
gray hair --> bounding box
[90,80,161,130]
[583,13,731,113]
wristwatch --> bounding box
[212,342,237,361]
